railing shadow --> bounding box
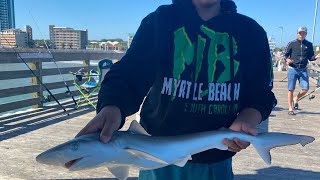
[234,166,320,180]
[51,166,320,180]
[54,178,138,180]
[272,106,286,111]
[0,100,96,141]
[297,111,320,115]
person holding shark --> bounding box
[71,0,277,179]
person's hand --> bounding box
[223,108,260,152]
[315,54,320,59]
[65,106,122,168]
[75,105,122,143]
[286,58,293,65]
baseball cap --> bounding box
[298,26,307,33]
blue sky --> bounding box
[15,0,320,47]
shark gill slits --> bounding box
[70,142,79,151]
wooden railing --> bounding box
[0,49,124,113]
[1,48,317,114]
[309,63,320,86]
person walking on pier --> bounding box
[72,0,277,179]
[284,26,320,115]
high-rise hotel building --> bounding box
[49,25,88,49]
[0,0,15,31]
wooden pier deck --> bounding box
[0,71,319,180]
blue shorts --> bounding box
[138,158,233,180]
[287,67,309,90]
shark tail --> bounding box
[251,133,315,165]
[299,135,315,146]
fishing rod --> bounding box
[29,11,77,106]
[298,86,319,102]
[0,34,69,116]
[297,62,320,101]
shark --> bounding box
[36,120,315,180]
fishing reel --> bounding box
[308,94,315,100]
[298,92,317,102]
[75,68,88,81]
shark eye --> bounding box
[70,142,79,151]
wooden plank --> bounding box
[46,90,98,102]
[45,80,74,90]
[0,51,52,63]
[309,78,319,86]
[38,53,123,62]
[0,50,124,63]
[51,52,124,62]
[310,65,320,72]
[0,70,40,80]
[0,81,79,99]
[54,90,81,101]
[0,51,20,63]
[18,53,52,59]
[0,66,96,80]
[50,90,81,101]
[0,98,41,113]
[41,66,97,76]
[309,72,320,77]
[0,85,38,98]
[309,68,320,85]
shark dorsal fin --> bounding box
[128,120,151,136]
[174,155,192,167]
[125,149,168,165]
[108,166,129,180]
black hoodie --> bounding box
[97,0,277,163]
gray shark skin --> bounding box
[36,120,315,180]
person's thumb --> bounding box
[100,134,112,144]
[100,122,118,143]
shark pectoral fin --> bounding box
[252,134,273,165]
[125,149,168,164]
[174,155,192,167]
[254,145,272,165]
[108,166,129,180]
[128,120,151,136]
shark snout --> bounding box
[36,148,85,167]
[36,151,64,166]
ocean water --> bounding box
[0,60,100,114]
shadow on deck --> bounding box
[0,101,96,141]
[51,166,320,180]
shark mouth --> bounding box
[65,157,84,169]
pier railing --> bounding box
[1,48,319,114]
[0,49,124,113]
[309,62,320,86]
